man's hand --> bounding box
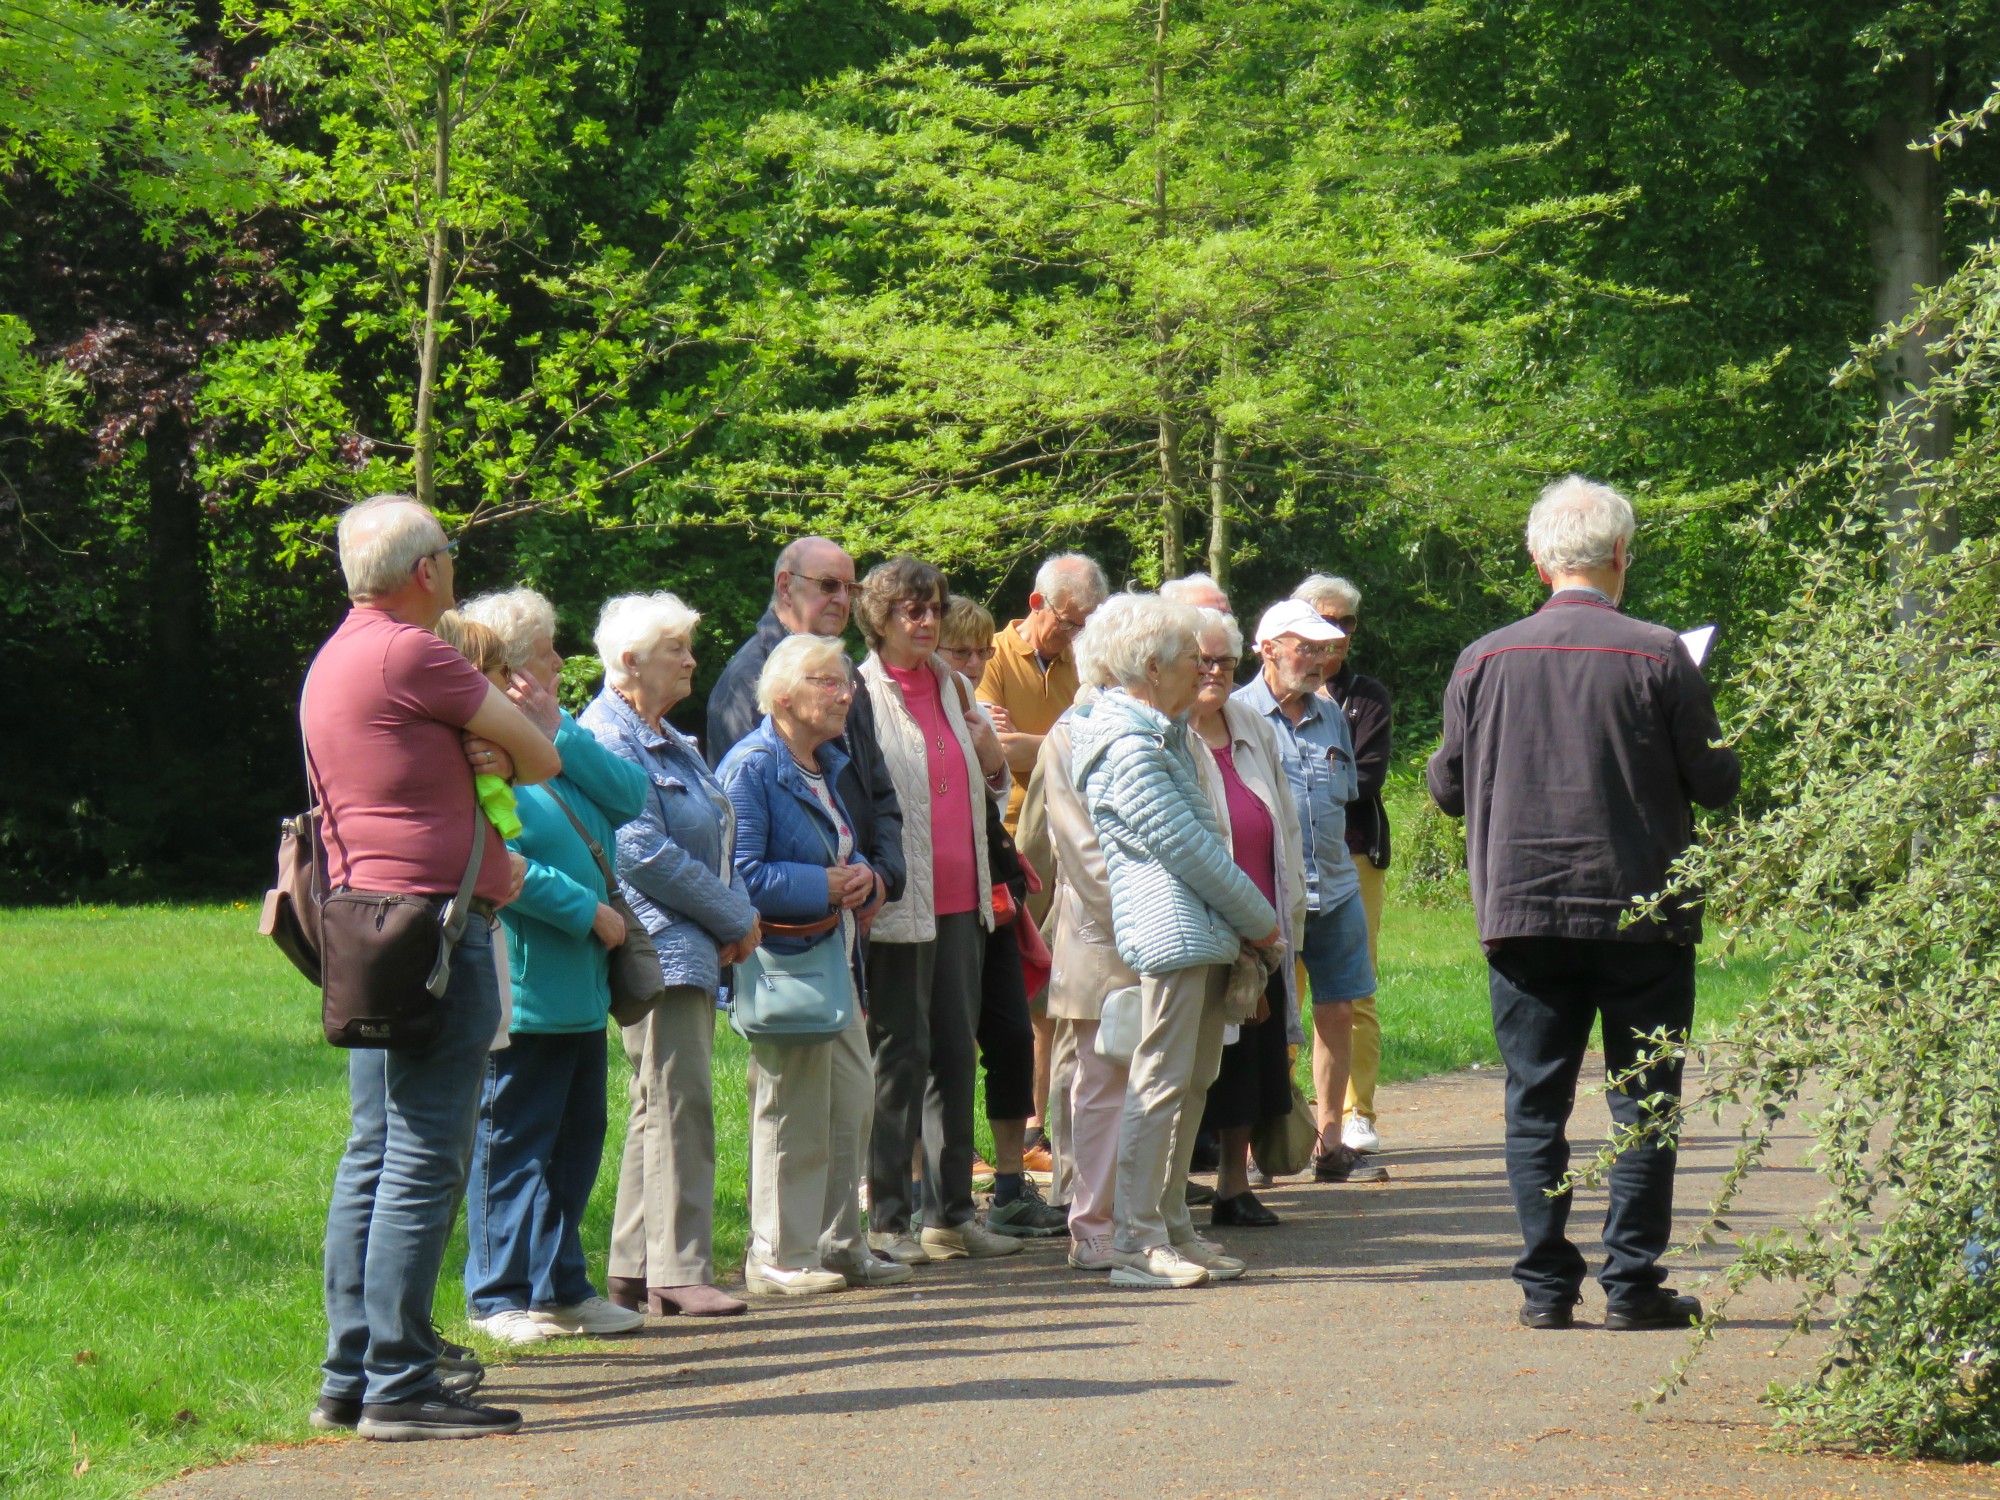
[967,711,1007,779]
[507,668,562,740]
[983,702,1013,734]
[463,732,514,782]
[501,851,528,906]
[591,902,627,949]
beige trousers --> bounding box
[1344,861,1387,1127]
[1065,1018,1126,1242]
[1047,1016,1079,1207]
[747,1012,873,1272]
[610,987,719,1285]
[1113,964,1227,1255]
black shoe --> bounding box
[309,1394,362,1432]
[357,1386,523,1441]
[1518,1301,1576,1330]
[1211,1191,1281,1228]
[1184,1181,1217,1207]
[1604,1290,1703,1331]
[432,1321,486,1395]
[1312,1143,1389,1184]
[1189,1128,1221,1174]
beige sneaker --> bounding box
[1109,1245,1209,1289]
[920,1218,1023,1260]
[1067,1233,1118,1271]
[744,1261,846,1297]
[1172,1235,1246,1282]
[828,1253,915,1288]
[867,1230,931,1265]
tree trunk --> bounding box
[1158,414,1185,580]
[1150,0,1182,580]
[1207,421,1230,588]
[1858,46,1958,620]
[412,16,455,509]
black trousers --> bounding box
[1488,937,1696,1308]
[865,913,986,1234]
[976,920,1036,1123]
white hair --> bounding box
[459,588,557,671]
[1072,592,1200,692]
[1034,552,1109,613]
[1292,573,1361,617]
[594,592,702,690]
[757,633,850,715]
[1193,605,1243,660]
[1161,572,1228,610]
[1526,475,1636,573]
[336,495,446,600]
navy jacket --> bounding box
[1428,589,1740,945]
[706,607,908,905]
[717,718,869,1003]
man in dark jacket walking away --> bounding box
[1428,476,1740,1333]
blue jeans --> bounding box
[321,920,500,1405]
[464,1028,608,1316]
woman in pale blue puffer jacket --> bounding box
[1067,595,1280,1291]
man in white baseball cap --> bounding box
[1234,597,1385,1183]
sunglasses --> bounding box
[793,573,855,598]
[892,599,943,624]
[1320,614,1358,634]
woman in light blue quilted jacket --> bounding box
[1068,594,1280,1291]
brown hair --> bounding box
[939,594,995,651]
[854,556,947,650]
[434,611,508,677]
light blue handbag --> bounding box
[727,791,855,1045]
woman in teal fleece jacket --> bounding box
[459,588,650,1343]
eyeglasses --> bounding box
[1049,608,1091,638]
[1319,613,1358,634]
[1197,654,1240,673]
[418,539,458,570]
[1275,636,1333,657]
[942,645,996,666]
[792,573,855,598]
[802,674,855,697]
[892,600,943,624]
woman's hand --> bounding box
[967,710,1007,778]
[833,862,874,910]
[1251,924,1282,950]
[501,851,528,906]
[507,668,562,741]
[462,733,514,782]
[592,902,627,949]
[1253,992,1271,1025]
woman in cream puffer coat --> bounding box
[1067,594,1279,1291]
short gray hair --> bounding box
[757,633,850,714]
[1193,606,1243,660]
[336,495,446,600]
[1161,572,1228,611]
[459,588,557,671]
[595,591,702,690]
[1034,553,1109,613]
[1072,592,1200,692]
[1526,475,1636,573]
[1292,573,1361,617]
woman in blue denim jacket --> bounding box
[579,593,760,1318]
[718,634,904,1297]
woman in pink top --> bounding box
[854,557,1018,1265]
[1188,608,1308,1230]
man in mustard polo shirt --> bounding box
[976,552,1108,1193]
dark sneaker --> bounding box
[1604,1290,1703,1331]
[1518,1301,1576,1330]
[309,1394,362,1432]
[1312,1143,1389,1184]
[1184,1181,1218,1207]
[432,1321,486,1394]
[357,1386,522,1441]
[987,1180,1069,1238]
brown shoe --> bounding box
[606,1276,649,1313]
[1021,1144,1054,1177]
[649,1284,749,1317]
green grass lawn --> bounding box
[0,898,1779,1500]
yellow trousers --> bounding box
[1343,861,1386,1125]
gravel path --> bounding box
[156,1067,2000,1500]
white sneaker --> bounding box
[921,1219,1023,1260]
[1067,1233,1118,1271]
[1109,1245,1209,1289]
[867,1230,932,1265]
[829,1253,915,1288]
[745,1261,847,1297]
[531,1296,646,1336]
[1343,1117,1381,1153]
[1172,1235,1246,1282]
[470,1308,553,1345]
